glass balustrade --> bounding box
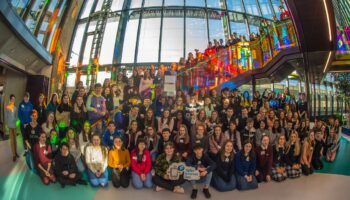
[175,19,298,91]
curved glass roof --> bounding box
[68,0,287,67]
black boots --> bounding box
[191,189,198,199]
[203,188,211,198]
[191,188,211,199]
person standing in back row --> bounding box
[5,94,19,161]
[18,92,33,149]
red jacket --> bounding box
[280,10,290,20]
[204,47,217,59]
[33,143,52,169]
[255,145,273,175]
[130,149,152,175]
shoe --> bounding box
[191,189,198,199]
[15,153,19,158]
[203,188,211,198]
[61,183,66,188]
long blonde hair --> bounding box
[286,131,301,156]
[175,124,190,144]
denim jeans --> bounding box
[236,174,258,190]
[131,171,153,189]
[211,172,236,192]
[87,169,108,187]
[190,171,213,188]
[76,158,85,173]
[25,150,35,172]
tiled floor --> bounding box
[0,135,349,200]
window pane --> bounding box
[186,0,205,7]
[243,0,260,16]
[46,0,67,50]
[271,0,282,18]
[88,20,97,32]
[144,0,163,7]
[186,10,208,55]
[247,16,260,34]
[226,0,244,12]
[80,0,94,18]
[111,0,124,11]
[137,17,161,62]
[94,0,104,12]
[207,0,225,9]
[121,13,139,63]
[80,75,87,87]
[229,12,248,37]
[258,0,274,19]
[69,23,87,67]
[99,17,120,65]
[97,71,111,84]
[164,0,184,6]
[161,16,184,62]
[25,0,46,33]
[66,73,76,87]
[130,0,142,8]
[10,0,30,16]
[208,11,225,42]
[37,0,59,43]
[82,35,93,65]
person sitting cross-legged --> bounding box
[54,143,87,188]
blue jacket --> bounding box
[102,129,124,149]
[18,100,33,124]
[234,150,256,176]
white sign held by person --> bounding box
[163,75,176,97]
[166,162,200,181]
[183,166,200,180]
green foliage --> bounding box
[333,73,350,96]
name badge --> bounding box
[110,136,113,140]
[197,161,202,165]
[179,139,184,143]
[132,156,137,160]
[217,145,221,149]
[44,150,48,155]
[31,130,35,134]
[195,140,200,144]
[261,151,265,155]
[97,104,101,108]
[149,138,153,142]
[246,157,249,161]
[225,157,230,162]
[21,105,24,108]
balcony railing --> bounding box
[176,19,298,90]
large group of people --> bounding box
[3,68,342,198]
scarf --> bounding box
[6,102,15,112]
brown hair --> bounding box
[175,124,190,144]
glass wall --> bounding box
[68,0,288,68]
[66,0,293,88]
[9,0,69,50]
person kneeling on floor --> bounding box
[108,137,130,188]
[235,140,258,190]
[33,132,56,185]
[211,140,237,192]
[84,134,109,187]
